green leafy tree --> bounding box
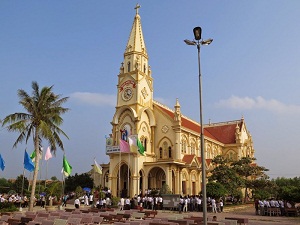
[160,183,172,194]
[273,177,300,202]
[45,181,63,204]
[75,186,84,198]
[2,81,69,211]
[13,175,29,194]
[65,173,93,193]
[206,182,227,200]
[250,176,276,200]
[208,155,243,198]
[0,178,13,193]
[231,157,268,202]
[51,176,58,181]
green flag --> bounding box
[63,155,72,177]
[30,151,36,161]
[137,138,145,155]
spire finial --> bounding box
[134,3,141,15]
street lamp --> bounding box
[184,26,212,225]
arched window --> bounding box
[207,145,212,159]
[159,147,162,159]
[163,141,168,158]
[127,62,131,72]
[229,152,233,160]
[144,138,147,152]
[181,139,187,153]
[144,64,146,73]
[191,142,196,155]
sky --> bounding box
[1,1,300,180]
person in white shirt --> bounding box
[120,197,125,210]
[183,197,188,212]
[106,197,111,208]
[74,198,80,208]
[125,197,130,210]
[102,198,106,208]
[219,200,224,212]
[270,199,276,207]
[158,196,163,210]
[84,194,89,206]
[99,198,103,209]
[264,200,270,208]
[211,198,217,213]
[196,196,202,212]
[89,194,93,205]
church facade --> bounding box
[99,6,255,198]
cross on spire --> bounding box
[134,3,141,15]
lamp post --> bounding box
[184,27,212,225]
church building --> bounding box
[99,5,255,198]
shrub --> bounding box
[0,202,18,212]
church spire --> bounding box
[122,4,149,75]
[117,4,153,109]
[125,4,147,56]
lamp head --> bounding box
[193,27,202,40]
[201,38,213,46]
[184,39,196,46]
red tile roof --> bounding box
[205,122,242,144]
[154,102,242,145]
[182,155,194,164]
[198,157,212,166]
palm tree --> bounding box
[2,81,69,211]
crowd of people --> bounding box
[0,193,57,208]
[254,198,299,216]
[116,195,164,211]
[0,194,28,207]
[178,196,223,213]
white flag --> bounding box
[128,135,138,153]
[44,146,53,161]
[94,159,102,174]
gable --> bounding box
[154,101,240,145]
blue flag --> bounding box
[24,150,34,172]
[0,154,5,171]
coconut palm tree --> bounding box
[2,81,69,211]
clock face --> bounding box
[122,87,133,101]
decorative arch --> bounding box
[181,134,188,154]
[139,169,145,193]
[111,160,132,197]
[112,106,138,124]
[206,143,212,159]
[157,137,173,159]
[212,145,218,159]
[225,149,237,161]
[190,170,198,182]
[137,107,156,127]
[147,166,166,190]
[190,170,198,195]
[190,138,197,155]
[181,169,189,195]
[112,160,130,177]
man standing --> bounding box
[125,197,130,209]
[196,196,202,212]
[89,194,93,206]
[211,198,217,213]
[62,195,68,207]
[120,197,125,210]
[41,195,46,208]
[74,197,80,209]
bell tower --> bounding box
[117,4,153,112]
[108,4,157,198]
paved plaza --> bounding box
[18,203,300,225]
